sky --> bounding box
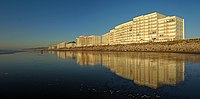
[0,0,200,49]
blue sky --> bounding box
[0,0,200,49]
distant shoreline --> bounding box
[44,39,200,54]
[0,50,25,55]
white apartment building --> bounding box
[114,21,133,44]
[158,16,184,42]
[102,12,185,45]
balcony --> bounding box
[167,22,176,25]
[158,31,165,34]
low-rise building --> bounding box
[48,46,52,50]
[66,41,76,48]
[48,45,57,50]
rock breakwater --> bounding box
[48,38,200,53]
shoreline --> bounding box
[44,39,200,54]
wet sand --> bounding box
[0,50,24,55]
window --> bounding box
[151,31,156,34]
[152,38,156,40]
[166,19,175,22]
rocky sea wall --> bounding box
[48,38,200,54]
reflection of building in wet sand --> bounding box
[57,51,76,59]
[76,52,101,65]
[56,51,101,66]
[48,51,56,55]
[102,52,184,89]
[53,51,185,89]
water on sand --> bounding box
[0,51,200,98]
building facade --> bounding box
[132,12,167,43]
[76,36,87,46]
[113,21,133,44]
[57,42,67,49]
[102,12,184,45]
[76,35,101,46]
[102,33,110,45]
[157,16,184,41]
[48,45,57,50]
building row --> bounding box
[48,12,184,49]
[48,35,101,50]
[48,41,76,50]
